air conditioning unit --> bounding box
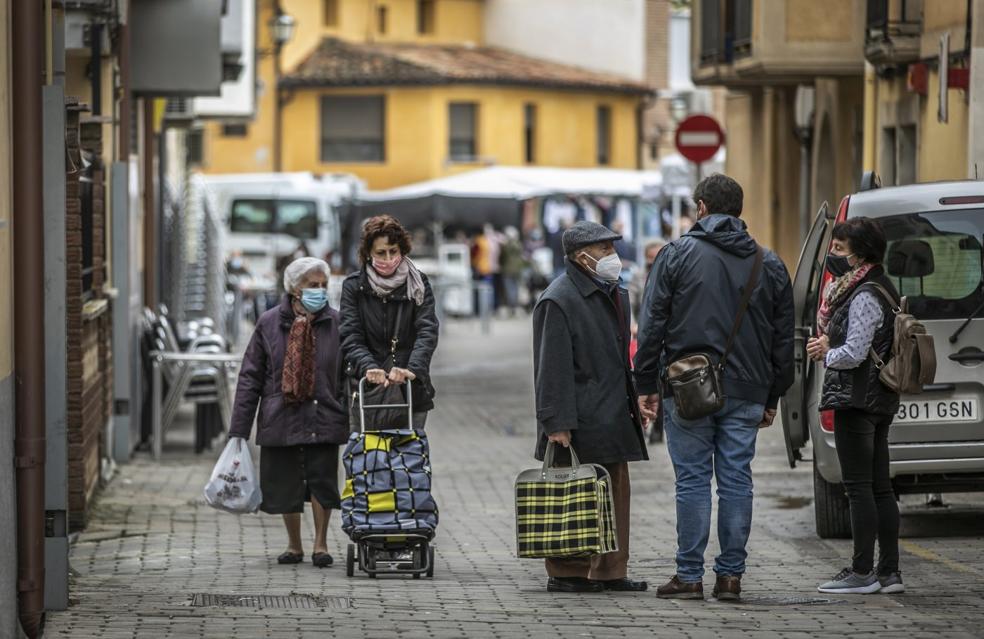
[163,98,195,126]
[64,10,112,57]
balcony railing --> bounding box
[865,0,921,64]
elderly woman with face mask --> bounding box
[339,215,439,429]
[229,257,349,568]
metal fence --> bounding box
[160,172,227,330]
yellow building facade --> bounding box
[201,0,648,188]
[863,0,972,184]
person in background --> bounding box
[499,226,528,317]
[628,239,667,443]
[629,240,667,328]
[484,224,505,311]
[533,221,649,594]
[472,230,493,314]
[611,220,638,266]
[229,257,348,568]
[340,215,440,430]
[807,217,903,596]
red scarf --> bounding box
[816,263,874,336]
[282,314,316,403]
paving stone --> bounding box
[44,318,984,638]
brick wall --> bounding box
[65,104,113,532]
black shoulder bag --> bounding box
[348,301,410,430]
[666,245,764,420]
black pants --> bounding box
[833,408,899,575]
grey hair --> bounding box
[283,257,330,295]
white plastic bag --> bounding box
[203,437,262,514]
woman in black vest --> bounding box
[339,215,439,429]
[806,217,902,595]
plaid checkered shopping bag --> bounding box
[515,443,618,558]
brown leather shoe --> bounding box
[656,575,704,599]
[712,574,742,601]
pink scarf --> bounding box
[816,263,874,335]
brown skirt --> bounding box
[259,444,341,514]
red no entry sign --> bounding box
[675,115,724,164]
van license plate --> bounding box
[896,398,980,424]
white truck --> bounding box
[195,172,364,308]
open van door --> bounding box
[780,202,833,467]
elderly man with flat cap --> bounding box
[532,221,649,593]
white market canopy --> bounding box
[349,166,663,231]
[358,166,663,202]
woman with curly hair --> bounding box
[339,215,440,428]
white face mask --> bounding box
[580,251,622,282]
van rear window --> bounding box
[878,209,984,320]
[230,199,318,239]
[230,200,274,233]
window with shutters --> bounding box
[324,0,339,26]
[524,103,536,164]
[597,105,612,166]
[418,0,435,34]
[320,96,386,162]
[449,102,478,162]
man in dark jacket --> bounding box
[634,174,794,602]
[533,221,649,594]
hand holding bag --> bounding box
[666,246,763,420]
[514,442,617,558]
[203,437,262,514]
[347,301,412,429]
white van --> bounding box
[196,172,364,291]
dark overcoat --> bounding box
[229,296,349,447]
[533,262,648,465]
[339,269,440,412]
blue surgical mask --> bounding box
[300,288,328,313]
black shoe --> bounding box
[602,577,648,592]
[547,577,604,593]
[277,551,304,565]
[311,552,334,568]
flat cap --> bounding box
[562,221,622,255]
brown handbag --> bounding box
[666,246,764,420]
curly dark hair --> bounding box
[358,215,413,264]
[831,216,887,264]
[693,173,743,217]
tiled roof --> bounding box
[282,38,652,95]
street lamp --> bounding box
[269,9,295,172]
[270,12,296,49]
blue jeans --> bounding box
[663,396,764,582]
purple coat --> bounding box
[229,296,349,447]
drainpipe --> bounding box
[969,0,984,178]
[12,0,47,636]
[793,85,816,242]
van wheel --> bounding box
[814,457,852,539]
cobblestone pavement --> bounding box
[46,318,984,638]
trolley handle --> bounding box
[357,376,414,433]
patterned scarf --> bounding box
[366,257,425,305]
[282,314,316,403]
[816,263,875,336]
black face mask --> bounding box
[825,253,854,277]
